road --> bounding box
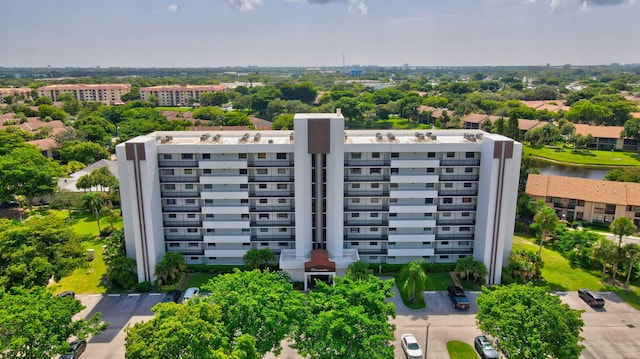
[76,287,640,359]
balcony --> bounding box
[249,191,295,197]
[390,174,439,184]
[391,159,440,168]
[390,190,438,198]
[164,221,202,227]
[388,234,436,243]
[344,159,390,166]
[164,235,202,241]
[344,175,389,182]
[389,219,436,228]
[248,160,294,167]
[159,160,198,167]
[345,190,389,197]
[161,191,200,198]
[203,235,250,244]
[250,235,295,241]
[250,221,295,227]
[205,249,248,257]
[388,248,435,257]
[439,159,480,166]
[203,220,250,229]
[248,176,294,182]
[201,191,248,200]
[344,205,389,212]
[162,206,201,212]
[434,248,473,255]
[160,176,199,183]
[439,175,479,181]
[202,206,249,214]
[343,236,387,241]
[200,160,247,169]
[389,204,437,213]
[249,206,295,212]
[436,234,474,241]
[343,220,387,226]
[438,190,478,197]
[437,204,476,211]
[201,176,248,185]
[436,219,475,225]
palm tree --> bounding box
[100,206,115,230]
[534,206,559,256]
[508,250,543,282]
[454,256,488,283]
[81,192,105,233]
[623,243,640,288]
[610,217,637,283]
[346,261,373,281]
[593,238,618,280]
[400,259,428,302]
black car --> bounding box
[162,289,182,303]
[447,285,470,310]
[578,288,605,307]
[56,291,76,299]
[59,339,86,359]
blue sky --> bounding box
[1,0,638,67]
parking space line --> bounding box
[149,293,161,296]
[107,294,120,297]
[128,293,141,296]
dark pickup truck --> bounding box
[447,285,470,310]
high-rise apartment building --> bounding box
[37,84,131,104]
[139,84,229,106]
[116,112,521,286]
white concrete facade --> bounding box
[116,112,521,284]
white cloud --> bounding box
[228,0,264,11]
[168,4,179,12]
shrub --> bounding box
[185,264,240,274]
[135,281,153,292]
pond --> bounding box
[532,159,610,180]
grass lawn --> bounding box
[523,145,640,166]
[446,340,478,359]
[184,273,217,289]
[425,272,456,290]
[513,235,640,309]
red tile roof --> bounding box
[526,173,640,206]
[574,124,624,139]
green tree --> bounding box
[346,261,374,281]
[107,256,137,289]
[0,129,29,156]
[125,300,258,359]
[534,206,559,256]
[564,99,612,125]
[202,269,305,356]
[605,167,640,183]
[507,249,543,282]
[0,214,85,289]
[592,237,618,279]
[0,146,63,208]
[272,113,294,130]
[81,192,105,233]
[292,276,395,359]
[38,104,67,121]
[154,251,186,285]
[0,287,108,359]
[400,259,427,302]
[242,248,276,271]
[609,217,637,282]
[200,91,231,107]
[623,243,640,288]
[279,82,317,104]
[59,140,109,165]
[622,118,640,153]
[454,256,488,283]
[476,284,584,359]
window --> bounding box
[203,169,211,174]
[446,152,455,158]
[277,153,287,159]
[462,197,472,203]
[425,198,434,204]
[279,228,287,232]
[370,168,381,174]
[350,228,360,233]
[442,212,451,217]
[577,200,585,206]
[238,153,247,159]
[163,169,174,175]
[391,152,399,158]
[464,182,472,188]
[371,227,378,232]
[444,183,453,188]
[202,153,210,159]
[391,168,398,174]
[277,184,287,190]
[279,242,288,246]
[426,183,435,188]
[164,184,176,190]
[351,242,359,246]
[260,199,268,203]
[166,199,176,205]
[241,199,248,204]
[277,168,286,174]
[372,152,380,158]
[169,243,180,248]
[441,241,449,245]
[163,154,172,159]
[351,213,360,218]
[260,228,268,232]
[204,184,212,190]
[351,168,362,175]
[259,214,269,219]
[427,168,435,173]
[240,184,248,189]
[258,153,266,159]
[466,152,475,158]
[259,184,267,189]
[257,169,267,175]
[462,212,470,217]
[351,153,361,159]
[352,184,360,189]
[182,153,193,160]
[460,227,471,232]
[390,183,398,188]
[371,183,379,188]
[428,152,436,158]
[186,199,195,204]
[206,214,214,219]
[445,168,454,173]
[460,241,470,246]
[187,228,198,233]
[442,227,450,231]
[277,213,288,219]
[185,184,194,190]
[169,228,178,232]
[371,213,379,217]
[184,169,193,174]
[242,214,249,219]
[371,198,379,203]
[465,167,473,173]
[278,198,287,203]
[369,242,378,246]
[443,198,453,204]
[389,213,397,217]
[188,243,199,247]
[352,198,360,203]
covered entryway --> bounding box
[304,249,336,291]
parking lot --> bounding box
[76,288,640,359]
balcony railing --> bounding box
[343,220,387,226]
[159,160,198,167]
[344,160,390,166]
[160,176,199,183]
[438,190,478,196]
[436,234,474,240]
[436,219,476,225]
[162,206,201,212]
[161,191,200,198]
[249,206,295,212]
[164,221,203,227]
[437,205,476,211]
[344,175,390,182]
[344,191,389,197]
[439,175,480,181]
[248,160,294,167]
[434,248,473,255]
[249,191,295,197]
[248,176,294,182]
[250,221,295,227]
[439,159,480,166]
[165,235,202,241]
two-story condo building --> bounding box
[116,112,521,286]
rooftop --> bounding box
[526,173,640,206]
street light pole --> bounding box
[425,316,430,359]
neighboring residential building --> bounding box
[116,112,521,286]
[520,100,570,113]
[574,124,637,151]
[27,138,61,159]
[37,84,131,105]
[526,174,640,227]
[0,87,33,101]
[139,84,229,107]
[58,159,118,192]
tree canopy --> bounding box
[476,284,584,359]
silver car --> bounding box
[474,335,499,359]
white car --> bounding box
[401,333,423,359]
[182,287,200,302]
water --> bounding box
[531,159,609,180]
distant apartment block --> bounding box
[37,84,131,105]
[116,112,521,286]
[139,84,229,107]
[0,87,33,101]
[526,174,640,227]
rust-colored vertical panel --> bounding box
[504,141,514,159]
[308,119,330,154]
[136,143,146,160]
[493,141,503,159]
[125,143,135,160]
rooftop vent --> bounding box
[268,139,274,144]
[254,133,261,142]
[212,134,221,142]
[240,133,250,143]
[289,132,294,141]
[200,133,211,142]
[387,132,396,141]
[375,132,383,141]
